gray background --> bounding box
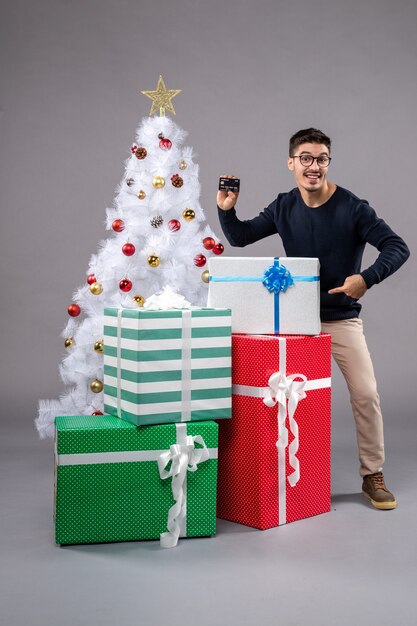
[1,1,416,625]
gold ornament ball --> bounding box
[137,189,146,200]
[147,254,160,268]
[64,337,75,349]
[89,282,103,295]
[179,160,187,170]
[152,176,165,189]
[90,379,104,393]
[182,208,195,221]
[94,340,104,353]
[201,270,210,284]
[133,295,145,307]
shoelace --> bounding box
[369,473,386,489]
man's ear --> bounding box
[287,156,294,172]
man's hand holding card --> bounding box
[217,175,240,211]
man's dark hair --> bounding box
[289,128,331,156]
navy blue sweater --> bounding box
[218,186,410,321]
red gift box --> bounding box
[217,333,331,529]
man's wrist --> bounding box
[217,204,236,212]
[217,205,237,218]
[360,268,378,289]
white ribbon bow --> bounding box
[263,371,308,487]
[158,435,209,548]
[143,285,192,310]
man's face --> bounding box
[287,142,331,194]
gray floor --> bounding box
[1,418,416,626]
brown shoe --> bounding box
[362,472,397,510]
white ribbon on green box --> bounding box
[56,422,217,548]
[158,423,211,548]
[232,336,331,525]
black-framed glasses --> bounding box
[292,154,332,167]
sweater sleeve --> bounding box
[356,202,410,288]
[217,196,279,247]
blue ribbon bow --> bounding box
[262,263,294,294]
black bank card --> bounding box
[219,177,240,192]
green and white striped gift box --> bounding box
[103,307,232,427]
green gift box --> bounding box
[54,415,218,547]
[103,307,232,426]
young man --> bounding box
[216,128,410,510]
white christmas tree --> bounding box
[37,76,224,439]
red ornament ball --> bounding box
[122,242,136,256]
[159,137,172,150]
[87,273,96,285]
[119,278,133,292]
[202,237,215,250]
[68,303,81,317]
[112,219,125,233]
[168,219,181,232]
[194,254,207,267]
[92,411,103,416]
[212,243,225,255]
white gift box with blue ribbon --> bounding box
[208,257,320,335]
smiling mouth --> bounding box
[305,173,321,181]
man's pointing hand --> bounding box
[328,274,367,300]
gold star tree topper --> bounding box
[141,75,182,117]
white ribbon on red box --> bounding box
[232,336,331,525]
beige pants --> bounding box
[321,318,384,477]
